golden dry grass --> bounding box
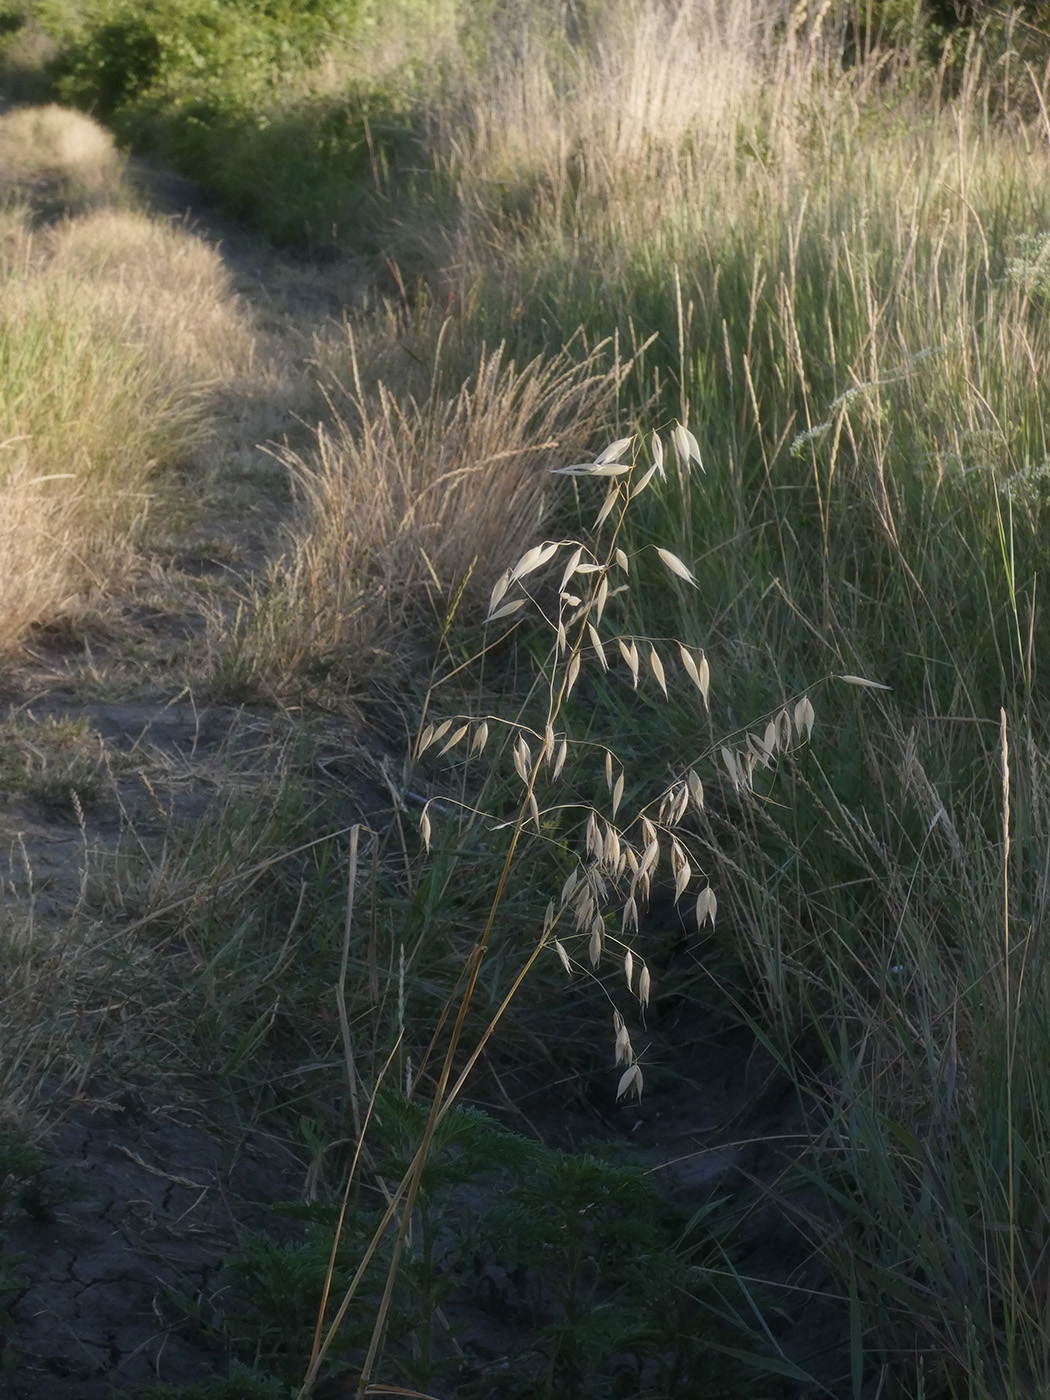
[219,317,627,691]
[0,103,126,214]
[0,106,277,655]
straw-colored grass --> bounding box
[0,106,272,654]
[0,103,126,214]
[218,315,627,694]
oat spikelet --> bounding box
[777,707,792,749]
[513,735,532,782]
[638,965,651,1009]
[417,722,435,755]
[438,723,469,756]
[487,569,512,617]
[588,622,607,669]
[698,652,711,710]
[687,769,705,811]
[510,540,559,583]
[672,422,703,471]
[560,869,581,905]
[420,804,432,853]
[565,653,582,697]
[617,1063,643,1102]
[632,461,660,498]
[615,1021,633,1066]
[595,572,609,622]
[650,645,668,699]
[588,922,603,967]
[612,770,625,820]
[559,545,584,593]
[614,548,629,572]
[794,695,815,742]
[838,674,891,690]
[488,599,527,622]
[471,721,490,755]
[671,838,691,902]
[624,947,635,991]
[720,746,740,790]
[596,435,635,465]
[555,938,572,976]
[553,738,569,781]
[655,547,697,586]
[619,638,640,689]
[595,485,620,528]
[695,886,717,928]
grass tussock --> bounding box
[0,104,269,654]
[0,103,125,216]
[218,318,627,695]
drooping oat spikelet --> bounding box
[566,653,582,696]
[509,539,560,583]
[638,965,651,1009]
[696,886,717,929]
[588,922,603,967]
[721,746,741,790]
[672,422,704,472]
[837,673,892,690]
[617,1063,643,1102]
[655,546,697,586]
[650,645,668,698]
[619,638,641,689]
[612,769,625,819]
[595,485,621,527]
[794,695,816,741]
[438,723,469,756]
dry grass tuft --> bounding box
[44,209,258,386]
[0,107,274,654]
[0,104,125,215]
[230,318,626,689]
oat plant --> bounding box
[299,425,826,1398]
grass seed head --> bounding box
[696,886,717,929]
[655,546,697,586]
[794,695,815,742]
[617,1063,643,1103]
[555,938,572,976]
[638,964,651,1008]
[650,644,668,698]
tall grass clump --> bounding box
[215,313,628,698]
[0,104,268,653]
[286,422,828,1398]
